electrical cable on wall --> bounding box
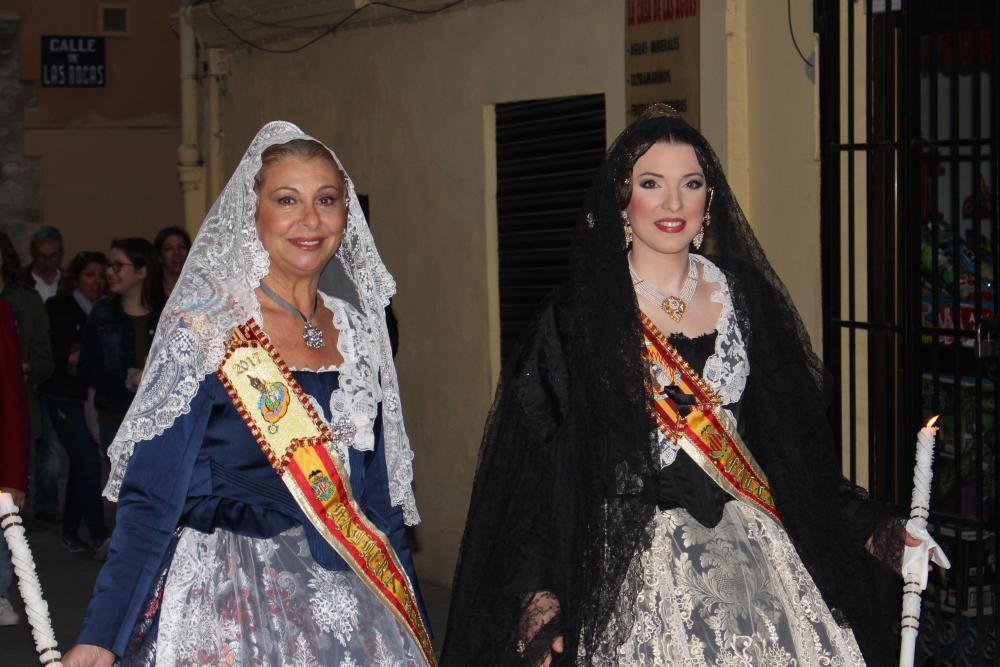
[787,0,814,68]
[208,0,466,54]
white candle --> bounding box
[898,416,940,667]
[909,416,937,530]
[0,492,63,666]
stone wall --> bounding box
[0,16,40,254]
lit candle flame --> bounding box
[925,415,940,429]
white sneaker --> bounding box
[0,597,18,625]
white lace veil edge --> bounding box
[102,121,421,525]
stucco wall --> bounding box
[23,127,183,256]
[0,14,41,249]
[701,0,822,350]
[744,0,822,349]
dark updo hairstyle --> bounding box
[110,237,157,310]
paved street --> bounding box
[0,519,451,664]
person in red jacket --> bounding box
[0,295,30,626]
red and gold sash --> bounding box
[217,320,436,666]
[641,313,780,525]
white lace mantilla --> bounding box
[151,527,425,666]
[103,121,420,525]
[653,254,749,467]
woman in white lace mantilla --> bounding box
[64,123,430,667]
[443,106,942,666]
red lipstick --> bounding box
[653,217,687,233]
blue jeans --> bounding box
[47,397,108,543]
[32,399,62,513]
[0,534,11,598]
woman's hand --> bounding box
[537,635,565,667]
[903,531,933,573]
[62,644,115,667]
[0,487,25,509]
[519,591,563,666]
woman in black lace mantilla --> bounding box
[442,106,926,666]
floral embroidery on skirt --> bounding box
[121,526,424,666]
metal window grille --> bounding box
[495,94,606,361]
[818,0,998,662]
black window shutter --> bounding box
[496,93,606,363]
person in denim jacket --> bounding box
[78,238,159,454]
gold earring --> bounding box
[692,226,705,250]
[703,187,714,224]
[621,210,633,247]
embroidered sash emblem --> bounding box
[249,375,290,432]
[309,469,336,502]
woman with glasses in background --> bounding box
[78,239,159,492]
[42,252,110,556]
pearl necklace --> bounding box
[629,256,700,322]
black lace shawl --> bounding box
[441,109,903,666]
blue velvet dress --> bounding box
[78,369,428,665]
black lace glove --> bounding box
[643,451,732,528]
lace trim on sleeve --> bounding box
[866,517,907,574]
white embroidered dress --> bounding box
[594,255,866,666]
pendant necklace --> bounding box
[258,282,325,349]
[629,256,700,323]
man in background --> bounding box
[22,226,64,302]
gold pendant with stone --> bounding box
[662,296,685,322]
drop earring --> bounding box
[621,211,633,248]
[692,226,705,250]
[693,187,713,250]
